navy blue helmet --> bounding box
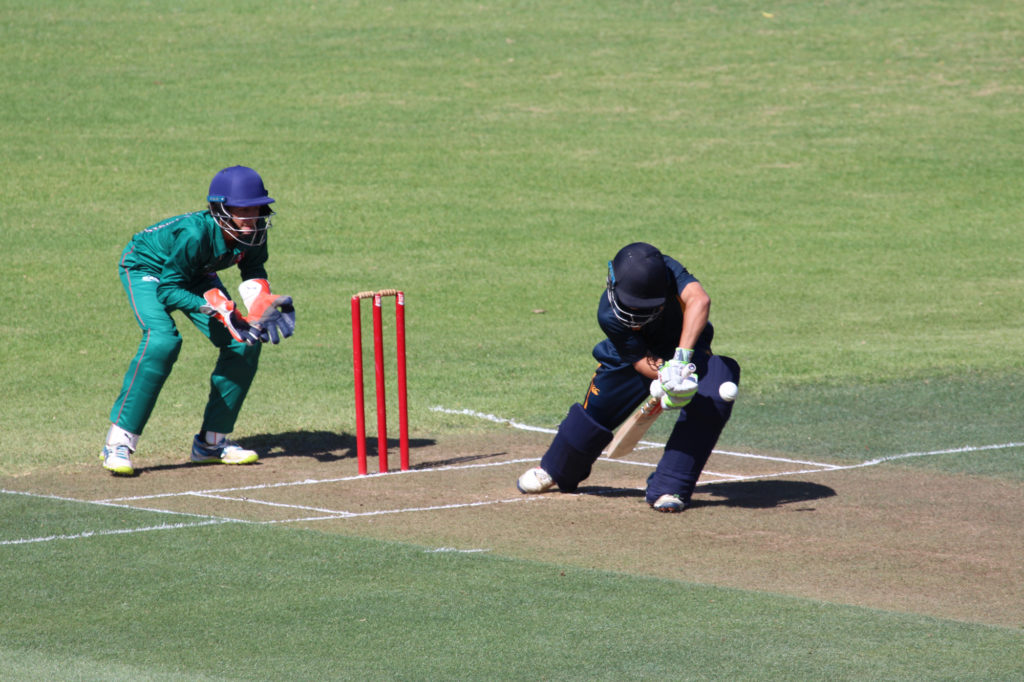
[606,242,669,327]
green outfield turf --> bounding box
[1,497,1021,681]
[1,0,1021,678]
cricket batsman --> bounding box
[100,166,296,476]
[517,242,740,512]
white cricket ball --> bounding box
[719,381,738,402]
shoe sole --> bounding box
[191,453,259,465]
[100,455,134,476]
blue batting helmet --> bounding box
[606,242,669,327]
[207,166,275,246]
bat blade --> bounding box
[604,396,663,458]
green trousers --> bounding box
[109,268,261,436]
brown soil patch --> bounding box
[6,431,1022,628]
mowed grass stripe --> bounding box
[2,519,1021,680]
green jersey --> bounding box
[118,210,269,313]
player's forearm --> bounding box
[157,282,206,313]
[678,304,708,350]
[677,282,710,351]
[633,356,662,380]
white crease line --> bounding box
[0,495,533,544]
[260,514,350,524]
[856,442,1024,465]
[98,458,541,503]
[189,492,355,517]
[433,405,841,468]
[431,406,558,434]
[0,519,232,546]
[435,405,1023,469]
[1,488,247,523]
[712,449,844,468]
[286,496,536,520]
[162,496,539,526]
[99,475,377,502]
[258,496,537,524]
[700,470,747,480]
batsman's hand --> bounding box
[659,348,694,383]
[238,279,295,344]
[656,360,699,410]
[651,378,697,410]
[200,289,259,345]
[650,379,669,405]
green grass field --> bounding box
[1,504,1021,681]
[2,0,1022,678]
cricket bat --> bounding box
[603,396,663,458]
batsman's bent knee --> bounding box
[646,379,735,505]
[539,403,613,492]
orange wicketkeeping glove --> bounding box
[200,289,259,345]
[238,279,295,344]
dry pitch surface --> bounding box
[5,429,1022,629]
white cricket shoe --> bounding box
[517,466,556,494]
[191,435,258,465]
[101,444,134,476]
[651,494,686,513]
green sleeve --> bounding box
[155,219,215,313]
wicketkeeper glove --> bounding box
[238,279,295,344]
[200,289,259,345]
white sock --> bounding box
[106,424,139,452]
[204,431,226,446]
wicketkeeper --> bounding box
[100,166,296,476]
[517,242,740,512]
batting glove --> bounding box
[662,373,698,409]
[656,355,699,409]
[651,377,697,410]
[659,348,694,382]
[239,279,295,345]
[658,351,696,388]
[200,288,259,345]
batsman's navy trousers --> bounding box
[549,351,740,502]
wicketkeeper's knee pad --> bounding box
[539,403,613,492]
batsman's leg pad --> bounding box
[540,403,613,492]
[645,355,740,505]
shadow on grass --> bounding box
[578,480,836,510]
[133,430,436,475]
